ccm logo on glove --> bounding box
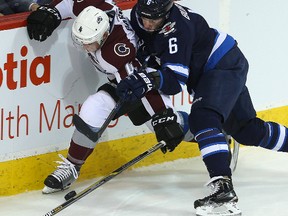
[151,108,184,154]
[152,115,175,126]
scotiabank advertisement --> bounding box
[0,19,193,162]
[0,20,92,161]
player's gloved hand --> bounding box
[136,44,150,63]
[27,5,61,42]
[116,70,154,101]
[152,108,184,154]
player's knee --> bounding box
[189,108,223,134]
[72,127,100,149]
[80,90,116,128]
[72,114,101,143]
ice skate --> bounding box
[194,176,241,216]
[42,154,80,194]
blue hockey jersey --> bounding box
[130,3,236,95]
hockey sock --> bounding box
[67,139,94,166]
[177,111,195,141]
[177,111,190,134]
[259,122,288,152]
[195,128,232,178]
[189,108,232,177]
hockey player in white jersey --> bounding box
[26,1,191,194]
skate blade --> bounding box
[196,202,242,216]
[42,185,69,194]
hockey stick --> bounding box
[73,96,126,142]
[226,135,240,172]
[72,55,152,143]
[230,138,240,172]
[43,141,166,216]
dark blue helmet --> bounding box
[136,0,173,19]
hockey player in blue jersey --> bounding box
[116,0,288,215]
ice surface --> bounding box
[1,147,288,216]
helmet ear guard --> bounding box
[72,6,110,46]
[136,0,173,19]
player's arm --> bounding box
[116,39,190,100]
[152,64,188,95]
[153,28,191,94]
[26,0,76,42]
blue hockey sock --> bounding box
[195,128,232,177]
[259,122,288,152]
[177,111,190,134]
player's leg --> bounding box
[123,87,191,154]
[42,84,117,194]
[190,107,241,216]
[190,46,248,216]
[225,87,288,152]
[222,86,258,173]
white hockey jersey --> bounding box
[52,0,139,82]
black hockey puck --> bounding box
[64,190,77,200]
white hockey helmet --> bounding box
[72,6,110,46]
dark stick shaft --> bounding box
[97,98,125,138]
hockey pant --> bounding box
[67,82,191,166]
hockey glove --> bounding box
[152,108,184,154]
[116,71,154,101]
[27,5,61,42]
